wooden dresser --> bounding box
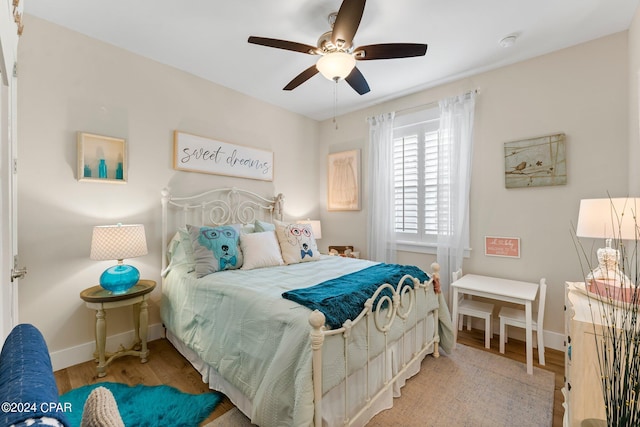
[563,282,606,426]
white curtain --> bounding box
[367,112,397,263]
[437,92,476,300]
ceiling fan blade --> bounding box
[283,65,319,91]
[354,43,428,60]
[332,0,366,50]
[345,66,370,95]
[248,36,320,55]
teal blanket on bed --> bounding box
[282,263,430,328]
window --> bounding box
[393,107,442,246]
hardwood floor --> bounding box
[54,339,234,425]
[54,329,565,426]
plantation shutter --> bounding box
[394,134,419,234]
[393,107,440,243]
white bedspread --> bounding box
[161,255,438,426]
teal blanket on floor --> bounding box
[60,383,221,427]
[282,263,429,328]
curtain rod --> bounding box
[395,89,478,115]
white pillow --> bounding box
[233,223,256,234]
[167,229,195,267]
[274,220,321,264]
[240,231,285,270]
[254,219,275,232]
[167,231,186,262]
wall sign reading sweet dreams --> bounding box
[173,131,273,181]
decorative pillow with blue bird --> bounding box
[187,224,243,277]
[274,220,320,264]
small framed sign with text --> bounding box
[484,236,520,258]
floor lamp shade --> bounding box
[91,224,148,294]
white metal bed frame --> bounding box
[161,187,441,426]
[161,187,284,274]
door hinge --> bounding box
[11,255,26,282]
[12,62,17,78]
[13,158,17,174]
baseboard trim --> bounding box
[50,323,165,372]
[543,330,565,352]
[463,318,565,352]
[498,326,564,352]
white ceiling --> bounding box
[24,0,639,121]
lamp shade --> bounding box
[316,52,356,81]
[576,198,639,241]
[91,224,148,261]
[90,224,147,294]
[297,219,322,239]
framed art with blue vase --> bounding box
[77,132,127,184]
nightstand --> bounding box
[80,279,156,377]
[328,245,360,258]
[564,282,606,426]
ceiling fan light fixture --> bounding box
[316,52,356,81]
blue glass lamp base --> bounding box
[100,264,140,294]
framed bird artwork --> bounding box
[504,133,566,188]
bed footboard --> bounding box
[310,262,441,426]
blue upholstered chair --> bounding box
[0,324,69,427]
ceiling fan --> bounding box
[248,0,428,95]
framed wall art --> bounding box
[77,132,127,183]
[504,133,566,188]
[173,131,273,181]
[327,149,361,211]
[484,236,520,258]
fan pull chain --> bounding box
[333,79,339,130]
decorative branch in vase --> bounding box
[573,197,640,426]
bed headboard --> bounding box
[161,187,284,271]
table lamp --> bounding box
[297,219,322,239]
[576,198,638,298]
[90,223,148,294]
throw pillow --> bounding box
[238,223,256,234]
[186,224,243,277]
[254,219,276,232]
[166,228,195,268]
[240,231,285,270]
[274,220,321,264]
[167,231,185,263]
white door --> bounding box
[0,0,24,342]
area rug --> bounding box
[60,382,222,427]
[205,344,554,427]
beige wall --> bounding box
[629,6,640,193]
[318,32,630,340]
[17,16,319,362]
[16,14,633,362]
